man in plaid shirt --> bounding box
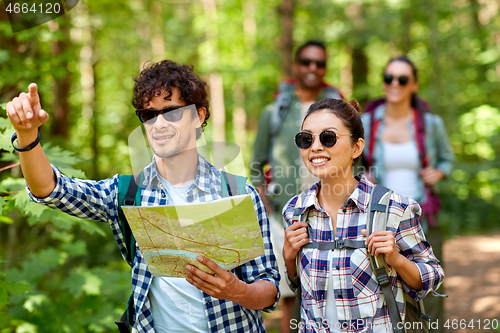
[6,60,280,333]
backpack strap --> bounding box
[366,185,405,333]
[268,81,295,169]
[221,170,247,197]
[412,108,428,168]
[116,173,143,329]
[117,173,143,266]
[290,190,309,333]
[303,239,366,250]
[270,81,295,138]
[367,107,381,167]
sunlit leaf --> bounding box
[24,294,50,313]
[0,216,13,224]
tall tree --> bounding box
[279,0,294,78]
[49,17,72,138]
[202,0,226,143]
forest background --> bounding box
[0,0,499,332]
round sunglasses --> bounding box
[294,130,352,149]
[383,73,410,86]
[135,104,195,124]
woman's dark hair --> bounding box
[294,40,327,62]
[385,55,428,113]
[303,98,364,147]
[132,60,210,134]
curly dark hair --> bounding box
[132,60,210,130]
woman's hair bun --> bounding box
[347,99,362,113]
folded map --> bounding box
[121,194,264,277]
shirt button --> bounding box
[336,266,340,270]
[338,294,343,299]
[139,294,144,300]
[161,192,166,198]
[342,209,347,213]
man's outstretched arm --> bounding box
[6,83,55,198]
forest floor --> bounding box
[263,233,500,333]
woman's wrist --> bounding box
[386,252,405,268]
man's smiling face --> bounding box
[143,87,203,159]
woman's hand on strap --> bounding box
[283,221,309,263]
[362,229,402,267]
[361,229,423,290]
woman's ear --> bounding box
[412,81,419,94]
[352,138,365,160]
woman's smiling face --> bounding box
[299,109,364,179]
[383,60,419,105]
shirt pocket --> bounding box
[350,248,380,298]
[300,249,329,302]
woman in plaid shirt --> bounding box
[282,99,444,332]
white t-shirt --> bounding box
[324,250,341,332]
[148,177,209,333]
[382,141,420,200]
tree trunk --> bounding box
[202,0,225,143]
[150,1,165,62]
[279,0,294,78]
[49,18,71,138]
[232,81,246,152]
[401,4,413,54]
[351,46,368,104]
[243,0,257,62]
[340,47,353,100]
[209,73,226,143]
[135,0,152,69]
[345,3,368,104]
[468,0,488,80]
[427,0,441,116]
[77,3,98,178]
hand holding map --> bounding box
[185,256,245,300]
[121,194,264,278]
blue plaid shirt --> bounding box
[28,154,280,333]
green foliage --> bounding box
[440,105,500,236]
[0,118,129,332]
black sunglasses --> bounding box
[298,58,326,69]
[135,104,195,124]
[294,130,352,149]
[383,74,410,86]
